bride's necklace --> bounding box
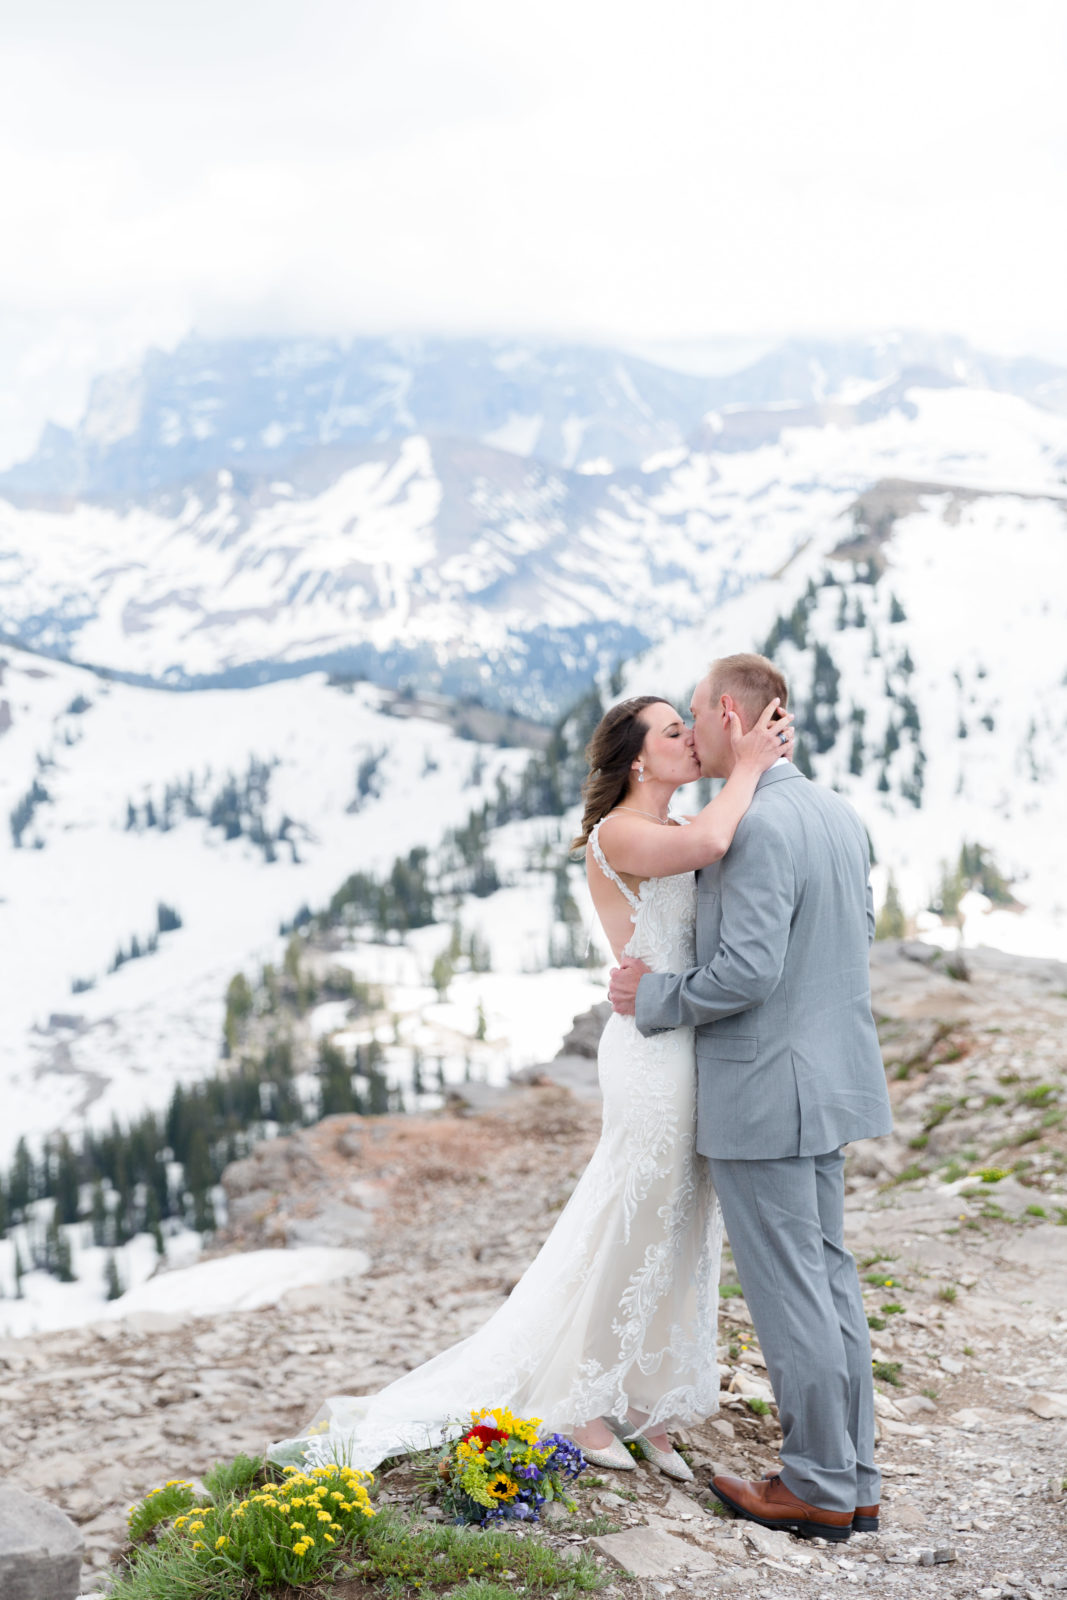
[615,805,672,825]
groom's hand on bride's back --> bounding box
[609,956,650,1015]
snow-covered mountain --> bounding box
[3,330,1067,1168]
[624,462,1067,959]
[0,644,614,1167]
[1,333,1065,714]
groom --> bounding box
[609,652,893,1541]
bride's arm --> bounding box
[597,700,793,878]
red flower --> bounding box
[461,1424,508,1449]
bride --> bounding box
[269,691,793,1481]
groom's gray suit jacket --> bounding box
[635,764,892,1160]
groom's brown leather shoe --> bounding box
[711,1473,853,1541]
[760,1469,878,1532]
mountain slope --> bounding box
[0,644,560,1164]
[1,357,1064,714]
[625,469,1067,957]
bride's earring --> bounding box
[636,764,645,783]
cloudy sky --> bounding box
[0,0,1064,464]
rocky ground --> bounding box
[3,941,1067,1599]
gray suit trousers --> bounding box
[709,1149,879,1513]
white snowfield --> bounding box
[0,1237,368,1339]
[2,386,1064,686]
[109,1246,370,1319]
[629,463,1067,959]
[0,658,537,1165]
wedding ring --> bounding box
[777,729,788,744]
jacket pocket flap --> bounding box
[697,1035,758,1062]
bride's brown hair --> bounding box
[570,695,671,852]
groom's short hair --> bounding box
[707,653,788,728]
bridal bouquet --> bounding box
[436,1406,586,1525]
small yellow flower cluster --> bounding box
[132,1460,375,1585]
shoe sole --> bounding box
[853,1514,879,1532]
[709,1480,852,1542]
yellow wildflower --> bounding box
[192,1541,205,1551]
[290,1521,306,1531]
[188,1521,205,1534]
[317,1511,332,1523]
[215,1536,228,1550]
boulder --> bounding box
[591,1524,722,1578]
[555,1002,611,1058]
[0,1486,84,1600]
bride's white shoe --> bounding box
[576,1434,637,1471]
[625,1432,694,1481]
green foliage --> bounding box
[872,1360,903,1387]
[1019,1083,1056,1106]
[801,642,841,754]
[875,874,906,940]
[203,1456,264,1501]
[117,1462,376,1598]
[353,1507,604,1596]
[718,1282,744,1298]
[126,1480,201,1543]
[744,1397,772,1416]
[104,1252,124,1301]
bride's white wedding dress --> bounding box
[269,823,722,1472]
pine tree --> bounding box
[801,643,841,754]
[319,1039,356,1116]
[793,734,814,779]
[875,875,906,940]
[849,728,864,777]
[146,1189,165,1257]
[90,1179,108,1246]
[54,1222,75,1284]
[475,1001,487,1042]
[889,593,907,623]
[54,1136,80,1224]
[8,1137,34,1216]
[14,1242,25,1298]
[104,1252,124,1301]
[430,951,453,1000]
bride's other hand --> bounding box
[609,956,650,1015]
[729,697,795,772]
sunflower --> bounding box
[485,1473,518,1502]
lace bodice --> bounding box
[589,818,697,973]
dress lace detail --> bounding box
[269,834,722,1473]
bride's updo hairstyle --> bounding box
[570,695,670,852]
